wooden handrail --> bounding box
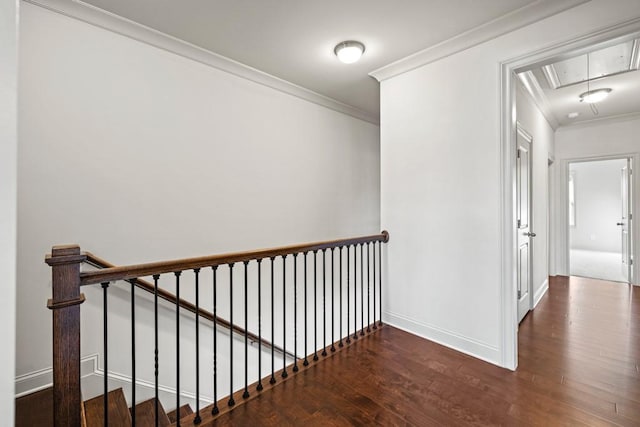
[83,252,294,359]
[46,231,389,425]
[77,231,389,286]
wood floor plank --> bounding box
[201,276,640,426]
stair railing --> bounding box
[46,231,389,426]
[84,252,294,360]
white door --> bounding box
[517,127,534,323]
[621,160,632,282]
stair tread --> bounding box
[131,397,171,427]
[167,404,194,424]
[15,387,54,427]
[84,388,131,427]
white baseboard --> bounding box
[15,353,212,407]
[383,311,501,367]
[533,279,549,309]
[15,354,99,398]
[89,367,213,405]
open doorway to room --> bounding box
[568,158,633,283]
[502,21,640,369]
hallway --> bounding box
[207,276,639,426]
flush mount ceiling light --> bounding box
[567,112,580,119]
[334,41,365,64]
[579,88,612,103]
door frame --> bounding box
[560,154,638,283]
[499,19,640,370]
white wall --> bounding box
[17,2,380,382]
[0,0,18,422]
[555,115,640,281]
[569,159,626,253]
[516,83,555,306]
[556,116,640,159]
[380,0,640,367]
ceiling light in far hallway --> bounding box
[579,88,612,103]
[334,41,365,64]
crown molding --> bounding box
[369,0,590,82]
[516,71,560,130]
[25,0,380,125]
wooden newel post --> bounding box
[46,245,86,427]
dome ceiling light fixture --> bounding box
[334,41,365,64]
[579,88,612,103]
[579,52,612,108]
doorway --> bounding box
[568,157,634,283]
[500,20,640,370]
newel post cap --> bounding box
[45,245,87,266]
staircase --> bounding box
[16,386,192,427]
[41,231,389,426]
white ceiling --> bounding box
[78,0,572,121]
[518,37,640,127]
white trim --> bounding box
[533,278,549,308]
[15,354,99,398]
[14,353,213,404]
[25,0,379,125]
[384,310,501,366]
[517,71,560,130]
[369,0,589,82]
[499,58,518,371]
[516,121,533,143]
[500,17,640,372]
[92,367,213,405]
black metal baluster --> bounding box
[379,241,383,327]
[175,271,181,425]
[339,247,344,348]
[346,247,351,344]
[360,244,365,336]
[257,260,263,392]
[313,251,319,361]
[212,266,219,415]
[303,253,309,366]
[293,253,299,372]
[243,262,250,399]
[353,245,358,341]
[194,269,202,424]
[101,282,109,427]
[153,275,160,425]
[282,255,288,378]
[228,264,235,407]
[330,248,336,352]
[322,249,327,357]
[270,257,276,385]
[373,243,377,330]
[367,243,371,333]
[130,279,136,426]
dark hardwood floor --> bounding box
[211,276,640,426]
